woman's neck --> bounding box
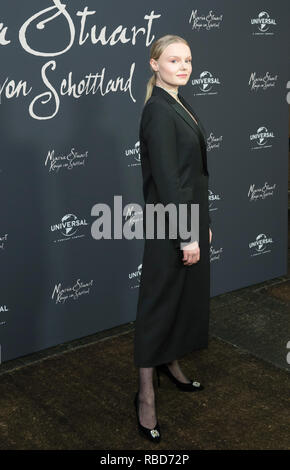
[155,81,179,99]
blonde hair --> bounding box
[144,35,190,104]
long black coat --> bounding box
[134,85,211,368]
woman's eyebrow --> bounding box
[168,55,192,59]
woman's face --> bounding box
[150,42,192,89]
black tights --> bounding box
[137,360,191,429]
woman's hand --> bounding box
[182,241,200,265]
[209,228,212,244]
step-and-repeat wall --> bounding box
[0,0,289,362]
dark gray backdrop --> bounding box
[0,0,289,362]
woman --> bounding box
[133,35,212,443]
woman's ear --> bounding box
[150,58,158,72]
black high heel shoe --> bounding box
[156,364,204,392]
[134,391,161,443]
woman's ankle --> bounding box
[138,389,155,405]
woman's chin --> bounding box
[177,78,189,85]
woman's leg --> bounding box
[137,367,157,429]
[166,359,191,383]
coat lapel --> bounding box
[151,86,209,175]
[171,100,201,139]
[177,94,207,139]
[176,95,209,176]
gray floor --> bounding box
[210,276,290,372]
[0,225,289,450]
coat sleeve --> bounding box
[141,100,198,250]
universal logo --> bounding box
[287,80,290,104]
[250,11,277,35]
[124,141,140,167]
[0,233,8,250]
[250,126,274,149]
[207,132,223,152]
[0,305,9,327]
[51,213,88,243]
[248,72,278,91]
[129,263,142,289]
[45,148,88,173]
[189,9,223,31]
[249,233,273,256]
[191,71,221,95]
[248,182,276,202]
[208,189,221,213]
[51,278,94,304]
[210,245,223,263]
[124,204,143,228]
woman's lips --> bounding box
[177,74,187,77]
